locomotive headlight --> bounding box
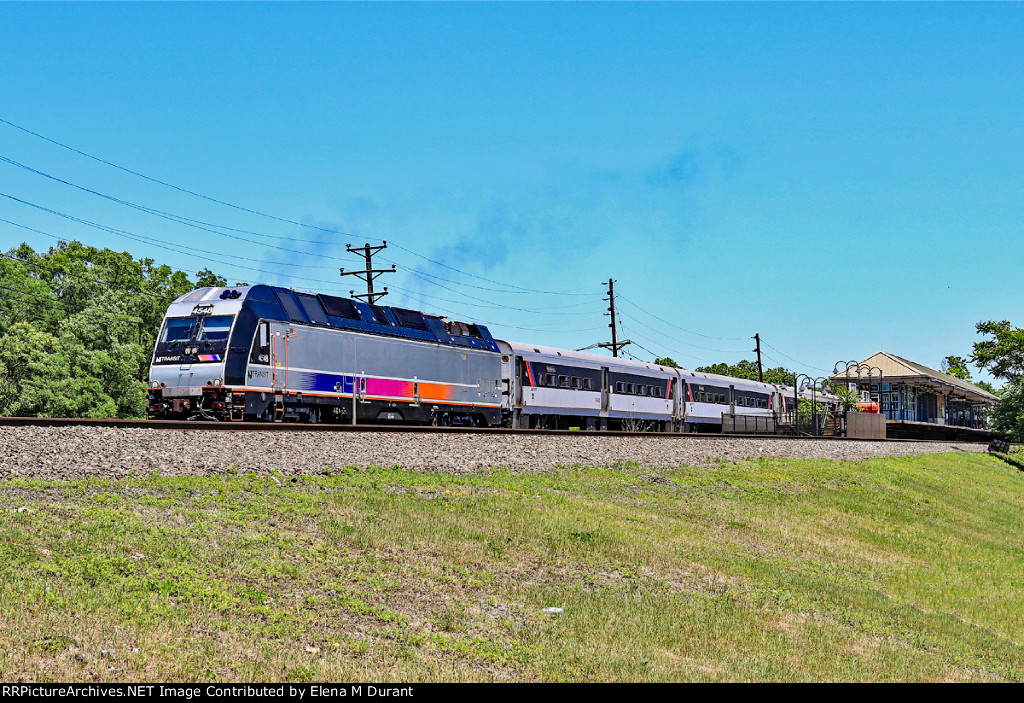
[149,381,160,388]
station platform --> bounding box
[886,420,993,443]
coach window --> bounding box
[571,377,582,389]
[583,378,594,391]
[559,375,570,388]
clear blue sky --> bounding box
[1,3,1021,382]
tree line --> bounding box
[0,241,228,418]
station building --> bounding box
[829,351,998,428]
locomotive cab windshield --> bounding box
[153,314,235,363]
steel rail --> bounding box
[0,416,988,444]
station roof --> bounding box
[830,351,999,405]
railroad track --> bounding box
[0,416,981,443]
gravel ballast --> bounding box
[0,426,988,480]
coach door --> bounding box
[671,375,681,422]
[601,366,610,412]
[514,356,524,407]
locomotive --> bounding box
[147,285,838,430]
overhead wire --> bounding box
[2,117,821,354]
[615,293,750,341]
[0,115,592,297]
[0,196,344,274]
[760,338,833,375]
[0,284,142,324]
[615,308,750,355]
[0,153,605,313]
[0,216,604,336]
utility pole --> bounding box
[576,279,632,356]
[753,333,764,382]
[600,278,631,357]
[339,241,396,304]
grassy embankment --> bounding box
[1,451,1023,682]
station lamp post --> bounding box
[833,361,885,417]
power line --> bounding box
[0,195,342,274]
[0,154,607,314]
[629,340,664,363]
[609,325,724,367]
[0,154,345,269]
[615,309,750,354]
[385,241,592,296]
[0,207,368,292]
[760,338,833,375]
[0,217,604,336]
[0,115,592,297]
[615,294,750,341]
[0,284,142,324]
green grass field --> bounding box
[1,451,1022,682]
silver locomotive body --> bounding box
[148,285,502,425]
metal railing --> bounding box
[774,409,845,437]
[721,413,777,435]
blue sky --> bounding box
[1,3,1021,383]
